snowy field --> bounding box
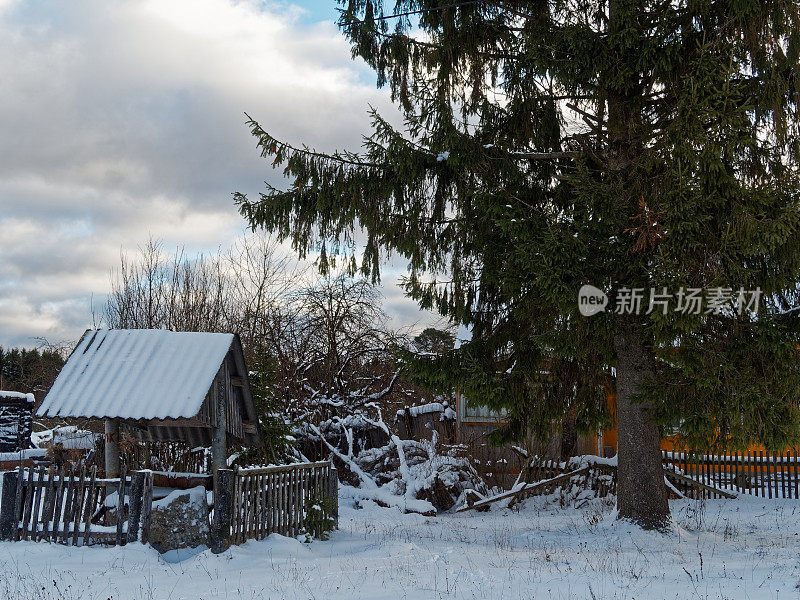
[0,488,798,600]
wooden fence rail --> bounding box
[231,461,338,544]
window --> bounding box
[459,392,507,421]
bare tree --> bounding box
[105,234,304,348]
[224,233,306,357]
[105,239,433,466]
[274,276,410,421]
[106,237,232,333]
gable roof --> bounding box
[37,329,235,420]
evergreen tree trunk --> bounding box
[614,333,669,529]
[604,0,669,530]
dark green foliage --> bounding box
[238,348,294,465]
[236,0,800,454]
[302,488,337,542]
[413,327,454,355]
[0,346,65,397]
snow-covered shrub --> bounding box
[302,489,337,542]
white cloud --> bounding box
[0,0,435,348]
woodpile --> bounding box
[0,391,34,452]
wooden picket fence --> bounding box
[0,460,340,551]
[470,448,800,510]
[0,464,154,546]
[519,451,800,501]
[231,461,338,544]
[662,449,800,499]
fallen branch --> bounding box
[663,468,737,499]
[307,422,377,490]
[457,460,736,513]
[457,466,590,513]
[664,475,686,499]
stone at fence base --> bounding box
[147,486,209,554]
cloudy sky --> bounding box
[0,0,441,348]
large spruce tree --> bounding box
[236,0,800,528]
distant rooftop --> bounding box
[0,391,35,403]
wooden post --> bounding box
[127,471,146,543]
[211,468,234,554]
[115,463,126,546]
[31,465,45,542]
[0,471,18,540]
[105,418,121,479]
[782,450,788,499]
[328,464,338,527]
[140,472,154,544]
[211,371,228,485]
[21,465,35,541]
[50,466,65,542]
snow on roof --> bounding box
[0,391,35,403]
[37,329,234,420]
[396,402,457,420]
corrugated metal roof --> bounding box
[37,329,234,420]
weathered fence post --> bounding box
[115,463,126,546]
[0,471,19,540]
[126,470,146,544]
[140,472,154,544]
[328,464,338,527]
[211,468,234,554]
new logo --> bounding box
[578,285,608,316]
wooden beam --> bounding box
[230,376,244,388]
[148,417,212,428]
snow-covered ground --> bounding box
[0,489,797,599]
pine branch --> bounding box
[512,151,581,160]
[336,0,489,23]
[245,114,385,170]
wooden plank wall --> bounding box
[231,461,338,544]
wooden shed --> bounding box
[37,329,263,476]
[0,391,34,452]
